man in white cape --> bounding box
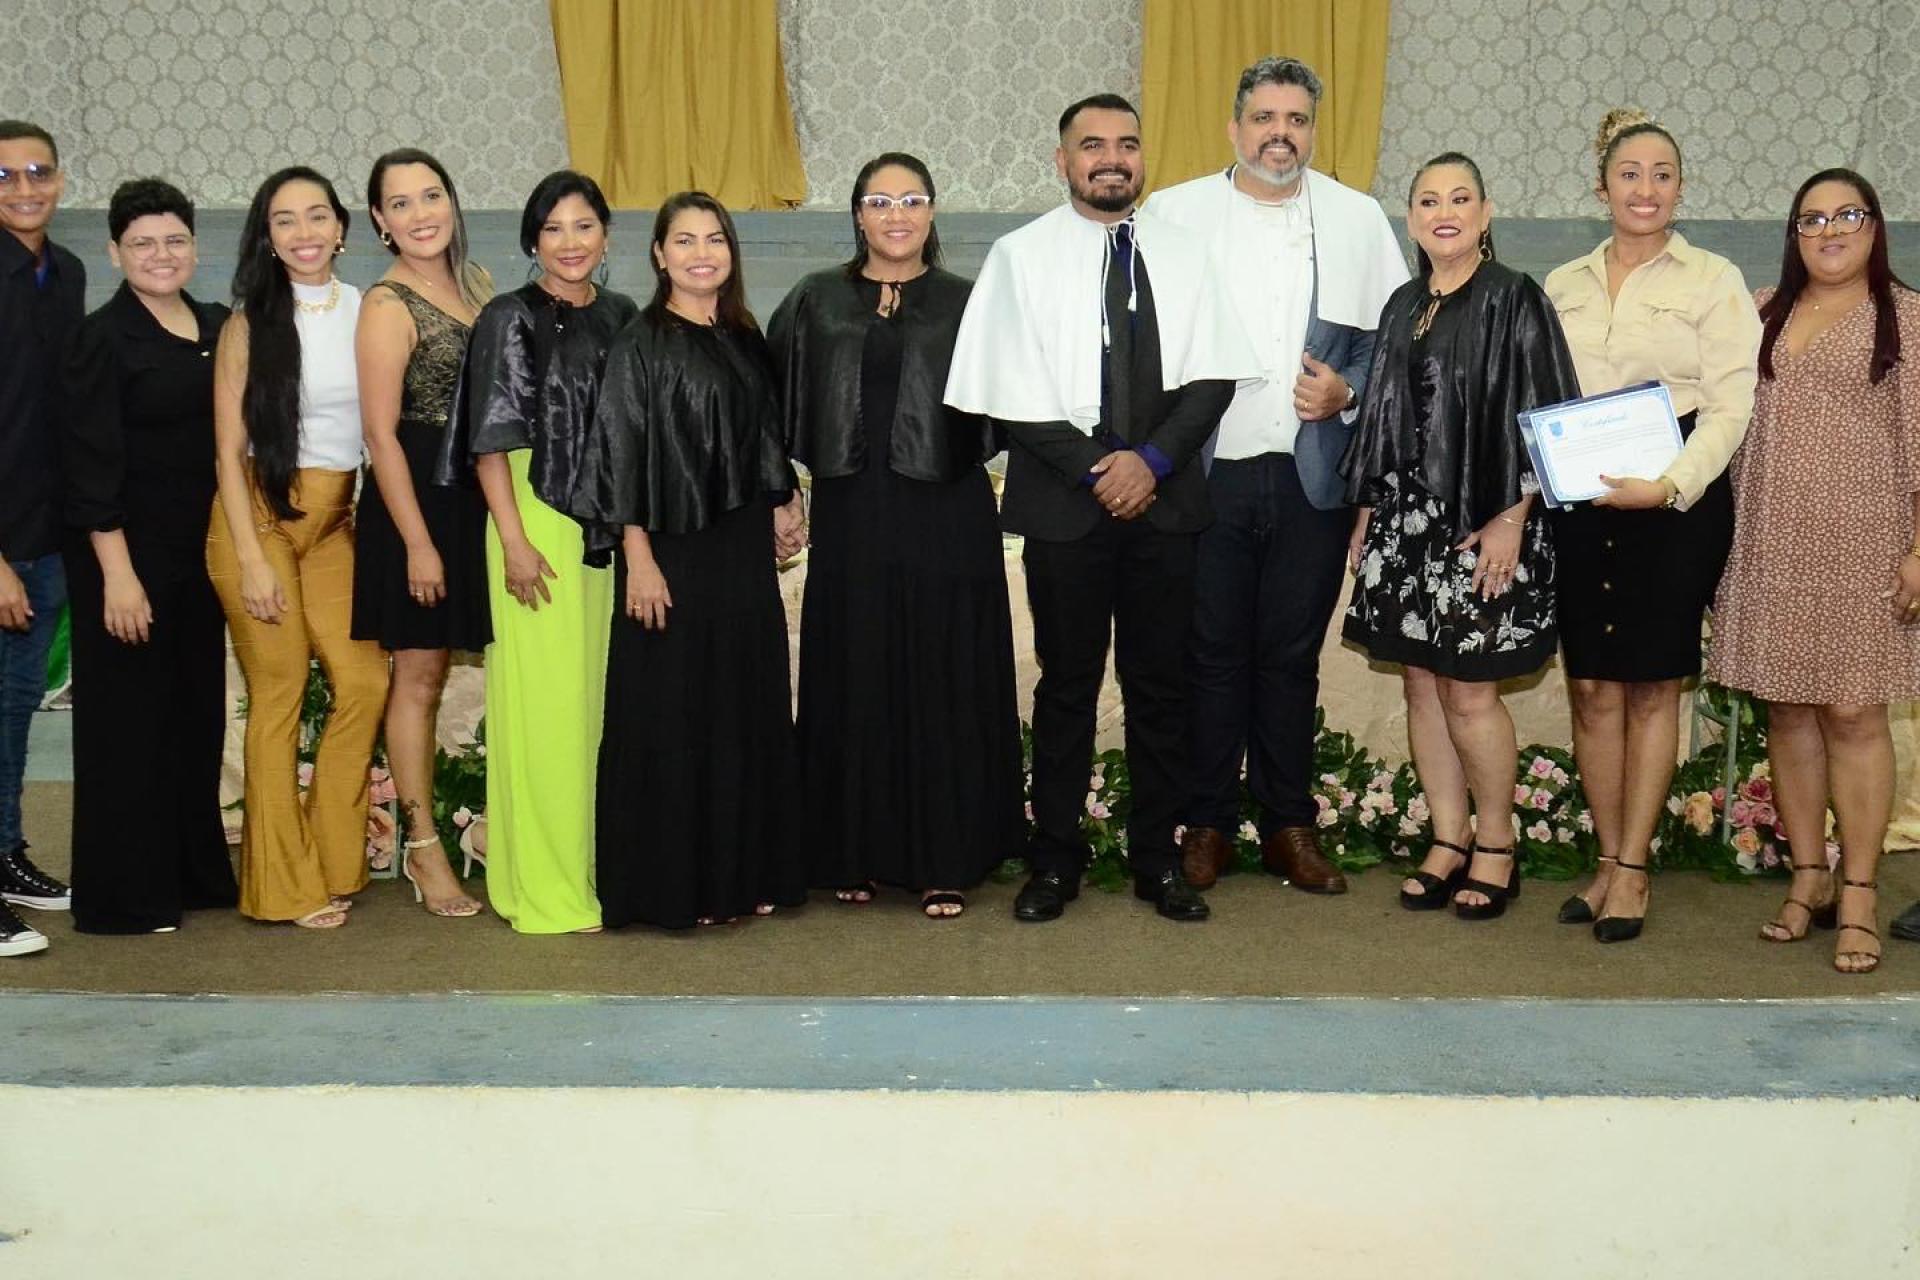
[1146,56,1408,898]
[945,93,1258,924]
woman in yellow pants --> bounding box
[207,167,389,927]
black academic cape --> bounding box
[435,282,640,515]
[1341,260,1580,537]
[568,309,795,561]
[765,266,995,482]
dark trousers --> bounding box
[1022,518,1194,881]
[0,553,65,850]
[1188,453,1350,834]
[66,543,236,933]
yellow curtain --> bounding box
[549,0,807,209]
[1141,0,1391,196]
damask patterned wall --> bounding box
[0,0,567,209]
[1372,0,1920,219]
[778,0,1141,211]
[4,0,1918,215]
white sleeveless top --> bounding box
[291,278,365,470]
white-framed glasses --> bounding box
[1792,207,1872,237]
[122,233,194,258]
[0,162,58,189]
[858,193,933,214]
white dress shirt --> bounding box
[1210,186,1315,460]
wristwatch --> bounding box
[1660,478,1680,509]
[1341,381,1357,412]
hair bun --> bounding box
[1595,107,1654,159]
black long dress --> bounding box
[1341,264,1580,681]
[569,309,804,929]
[59,284,238,933]
[351,280,492,652]
[768,269,1022,891]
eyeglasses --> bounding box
[858,193,933,214]
[1792,207,1873,237]
[0,162,58,189]
[122,234,193,258]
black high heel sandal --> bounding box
[1556,855,1617,924]
[1400,837,1471,911]
[1758,860,1836,942]
[1453,842,1520,921]
[1835,878,1881,974]
[1593,859,1648,943]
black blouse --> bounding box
[766,267,995,482]
[60,283,229,561]
[568,310,795,560]
[436,282,641,515]
[1342,261,1580,536]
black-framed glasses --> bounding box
[1792,207,1873,237]
[0,162,58,189]
[858,193,933,214]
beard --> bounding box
[1070,166,1143,213]
[1239,137,1311,190]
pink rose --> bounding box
[296,761,315,788]
[1407,795,1430,823]
[1089,801,1111,821]
[1750,802,1777,829]
[1728,798,1755,828]
[1315,807,1340,828]
[1530,789,1553,811]
[1731,828,1761,856]
[1743,777,1773,804]
[1514,783,1532,805]
[1528,757,1555,778]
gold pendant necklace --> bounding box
[292,277,341,315]
[1412,288,1443,340]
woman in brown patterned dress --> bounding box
[1707,169,1920,974]
[352,149,493,917]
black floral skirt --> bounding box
[1343,473,1556,681]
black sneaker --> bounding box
[0,842,71,911]
[0,900,48,956]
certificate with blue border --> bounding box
[1518,381,1684,508]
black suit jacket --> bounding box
[996,252,1232,542]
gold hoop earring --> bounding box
[1478,231,1493,262]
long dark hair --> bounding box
[843,151,943,275]
[366,147,490,311]
[1406,151,1495,280]
[1759,168,1908,384]
[232,166,350,521]
[645,190,755,331]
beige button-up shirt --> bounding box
[1543,232,1761,509]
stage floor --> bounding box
[11,782,1919,1000]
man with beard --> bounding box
[946,94,1256,922]
[1149,58,1408,896]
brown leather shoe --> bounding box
[1261,826,1348,894]
[1179,827,1233,889]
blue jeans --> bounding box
[0,554,67,849]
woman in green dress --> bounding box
[440,171,639,932]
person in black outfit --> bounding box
[60,178,239,934]
[945,96,1248,922]
[768,152,1023,919]
[0,120,83,956]
[569,191,806,930]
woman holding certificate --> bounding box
[1344,153,1581,920]
[1708,170,1920,974]
[1544,110,1762,943]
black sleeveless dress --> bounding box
[351,280,492,652]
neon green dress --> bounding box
[453,283,637,932]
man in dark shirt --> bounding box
[946,95,1247,922]
[0,120,83,956]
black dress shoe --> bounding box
[1014,870,1079,923]
[1135,870,1210,922]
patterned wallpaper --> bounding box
[1372,0,1920,220]
[1,0,567,210]
[4,0,1918,216]
[778,0,1142,211]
